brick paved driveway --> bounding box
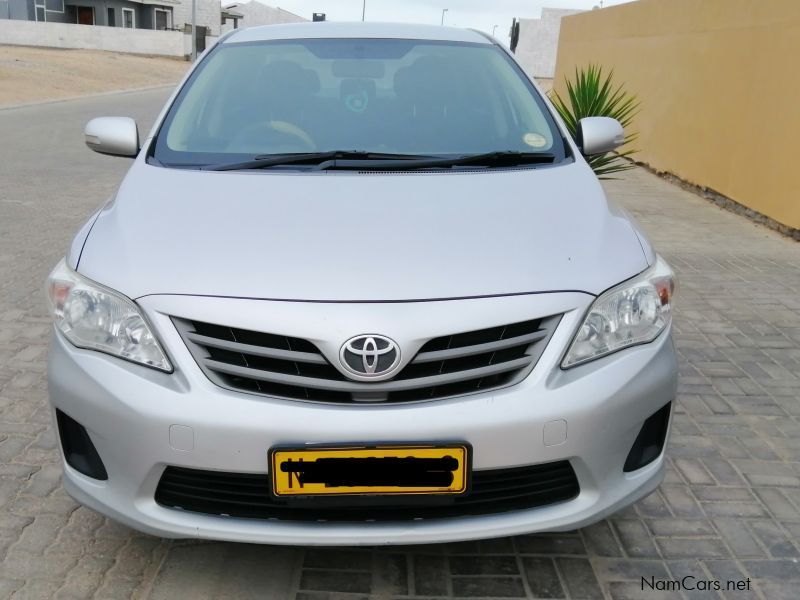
[1,89,799,599]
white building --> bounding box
[173,0,222,36]
[221,1,306,34]
[513,8,584,79]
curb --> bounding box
[633,162,800,243]
[0,83,176,112]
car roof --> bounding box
[223,22,493,45]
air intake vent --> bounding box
[155,460,580,521]
[174,315,560,404]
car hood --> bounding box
[78,159,648,301]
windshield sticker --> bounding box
[345,89,369,113]
[523,133,548,148]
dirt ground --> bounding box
[0,45,189,108]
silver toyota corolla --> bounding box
[46,22,677,545]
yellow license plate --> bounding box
[270,444,469,497]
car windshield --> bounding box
[152,38,566,168]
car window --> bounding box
[154,38,565,166]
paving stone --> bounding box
[591,558,669,582]
[451,576,526,597]
[702,560,756,600]
[608,581,675,599]
[700,395,735,415]
[635,490,672,518]
[21,464,62,498]
[412,555,448,596]
[747,520,799,558]
[581,521,624,557]
[783,522,800,542]
[674,459,716,485]
[757,583,799,600]
[449,555,519,576]
[54,551,119,599]
[294,594,369,600]
[646,518,715,536]
[712,519,767,558]
[613,520,660,558]
[740,436,780,461]
[0,579,23,599]
[299,570,372,594]
[371,553,408,596]
[9,579,61,600]
[555,558,603,599]
[741,560,800,581]
[520,557,564,598]
[0,550,56,581]
[746,473,800,488]
[445,537,516,555]
[690,486,755,502]
[661,485,705,517]
[10,513,69,555]
[514,534,586,556]
[702,459,747,486]
[304,550,372,571]
[664,560,723,600]
[657,538,729,559]
[700,501,768,518]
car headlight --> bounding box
[46,259,172,372]
[562,255,676,368]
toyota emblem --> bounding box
[340,335,401,378]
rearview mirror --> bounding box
[577,117,624,156]
[84,117,139,157]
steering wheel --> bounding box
[226,120,316,153]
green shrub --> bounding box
[549,65,640,178]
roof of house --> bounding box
[223,21,492,45]
[136,0,180,5]
[222,0,305,21]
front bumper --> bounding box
[47,292,677,545]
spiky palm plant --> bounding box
[549,65,640,178]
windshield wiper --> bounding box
[204,150,555,171]
[203,151,435,171]
[324,150,556,171]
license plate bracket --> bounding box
[269,443,471,498]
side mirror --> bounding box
[577,117,624,156]
[84,117,139,157]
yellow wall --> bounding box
[554,0,800,230]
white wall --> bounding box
[515,8,583,79]
[172,0,221,36]
[0,19,188,57]
[221,1,306,34]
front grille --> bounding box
[174,315,560,404]
[155,461,580,522]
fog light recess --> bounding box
[56,409,108,481]
[623,402,672,473]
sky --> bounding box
[244,0,638,46]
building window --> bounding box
[107,7,116,26]
[34,0,45,21]
[122,8,134,28]
[154,8,171,30]
[76,6,94,25]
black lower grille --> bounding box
[155,461,579,522]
